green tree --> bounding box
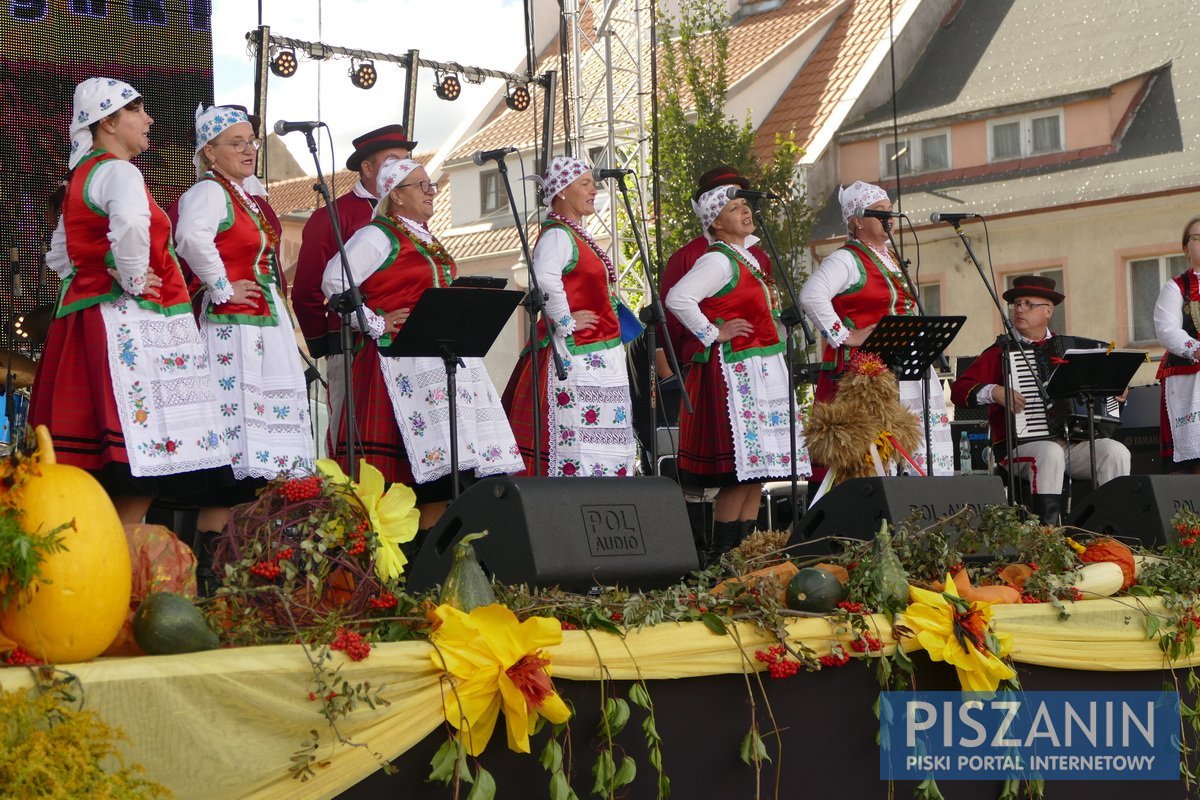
[653,0,815,291]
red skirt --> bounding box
[334,340,418,487]
[28,305,128,470]
[501,351,548,477]
[677,355,739,486]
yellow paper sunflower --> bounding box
[430,603,572,756]
[315,458,419,581]
[903,574,1016,693]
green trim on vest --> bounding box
[204,181,280,327]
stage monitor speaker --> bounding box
[406,476,699,593]
[1114,385,1162,475]
[1067,475,1200,547]
[788,476,1008,544]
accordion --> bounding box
[1007,335,1122,443]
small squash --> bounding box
[132,591,220,655]
[0,426,132,663]
[440,531,497,611]
[785,567,846,613]
[1078,538,1136,590]
[871,522,909,613]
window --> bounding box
[988,110,1064,162]
[918,283,942,316]
[1005,269,1065,333]
[480,170,503,214]
[1128,254,1188,343]
[879,130,950,178]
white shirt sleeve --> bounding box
[1154,277,1200,361]
[173,181,234,304]
[799,248,859,348]
[88,159,152,296]
[321,226,388,339]
[664,251,733,347]
[45,216,70,279]
[530,228,577,337]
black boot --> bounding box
[708,521,741,564]
[1030,494,1063,527]
[191,531,220,598]
[687,503,711,568]
[738,519,757,546]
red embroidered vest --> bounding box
[819,241,916,373]
[361,217,456,348]
[535,221,621,354]
[1157,271,1200,379]
[59,150,190,317]
[202,176,280,324]
[694,243,782,363]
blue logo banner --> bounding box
[880,691,1180,781]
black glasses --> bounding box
[1009,300,1052,311]
[1187,234,1200,244]
[395,180,438,194]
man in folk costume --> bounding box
[666,182,811,562]
[800,180,952,477]
[952,275,1131,525]
[291,124,416,451]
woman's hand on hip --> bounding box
[571,309,599,331]
[716,318,754,343]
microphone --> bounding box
[472,147,518,166]
[9,247,20,299]
[726,186,781,201]
[594,168,633,180]
[273,120,325,136]
[854,207,903,221]
[930,211,981,224]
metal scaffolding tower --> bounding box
[561,0,654,301]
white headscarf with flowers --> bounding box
[695,185,736,232]
[838,181,889,227]
[69,77,140,169]
[526,155,591,207]
[373,157,422,218]
[192,104,252,179]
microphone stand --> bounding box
[609,174,691,475]
[883,219,943,478]
[298,127,368,482]
[747,197,812,527]
[493,156,566,477]
[941,219,1050,508]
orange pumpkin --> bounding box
[0,426,132,663]
[1079,538,1136,590]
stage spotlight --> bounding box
[271,49,298,78]
[434,71,461,102]
[505,83,531,112]
[350,59,377,90]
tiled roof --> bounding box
[752,0,897,162]
[451,0,845,163]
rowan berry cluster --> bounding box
[3,647,39,666]
[280,475,322,502]
[367,592,398,611]
[753,644,799,678]
[819,648,851,668]
[330,628,371,661]
[250,560,282,580]
[848,633,883,653]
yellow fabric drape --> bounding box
[0,596,1193,799]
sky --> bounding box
[211,0,530,175]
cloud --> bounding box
[212,0,528,174]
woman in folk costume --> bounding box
[173,104,315,561]
[665,185,811,561]
[1155,215,1200,473]
[31,78,230,524]
[501,156,638,478]
[799,180,952,476]
[322,158,523,529]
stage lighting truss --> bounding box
[505,83,531,112]
[270,48,298,78]
[434,70,462,102]
[350,59,377,90]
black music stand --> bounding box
[1046,349,1144,494]
[380,286,524,498]
[860,315,966,476]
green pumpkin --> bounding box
[785,567,846,613]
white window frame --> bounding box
[987,109,1065,162]
[1126,254,1189,344]
[878,128,951,178]
[918,281,942,317]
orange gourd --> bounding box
[0,426,132,662]
[1078,538,1136,590]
